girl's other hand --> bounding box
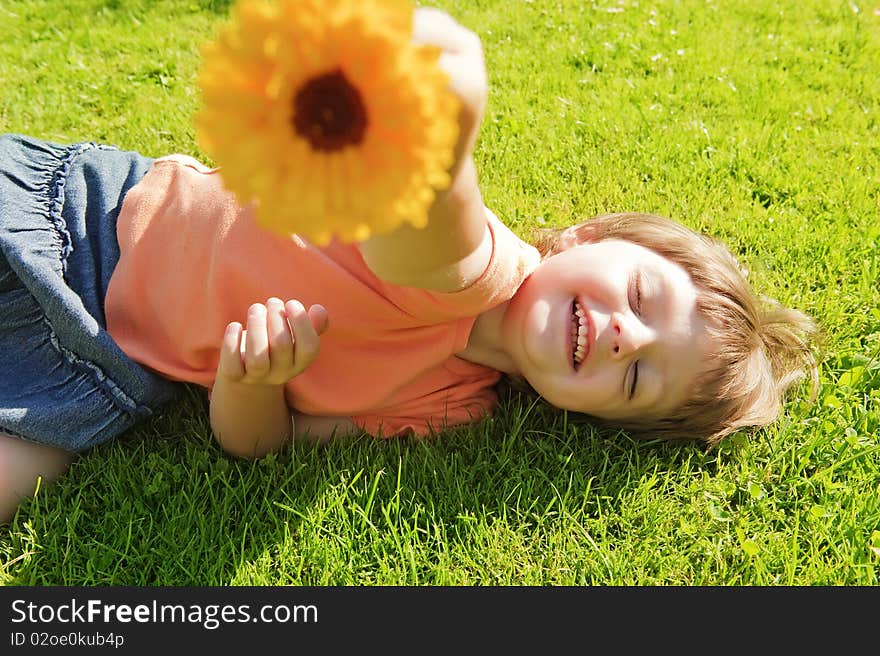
[217,298,328,386]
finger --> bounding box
[307,304,329,335]
[411,7,476,53]
[218,322,245,380]
[245,303,270,377]
[286,299,320,371]
[266,297,294,366]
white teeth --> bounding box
[571,300,588,368]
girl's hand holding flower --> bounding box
[411,7,488,178]
[196,0,464,245]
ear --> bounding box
[557,223,599,251]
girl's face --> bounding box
[501,239,710,421]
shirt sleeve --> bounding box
[375,208,541,325]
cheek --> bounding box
[523,297,553,335]
[530,370,621,415]
[505,277,552,335]
[548,261,625,307]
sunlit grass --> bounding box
[1,0,878,585]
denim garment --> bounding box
[0,134,182,452]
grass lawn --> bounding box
[0,0,878,585]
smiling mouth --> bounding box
[571,299,589,370]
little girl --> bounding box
[0,8,817,522]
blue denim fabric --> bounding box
[0,134,182,452]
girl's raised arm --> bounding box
[358,8,491,293]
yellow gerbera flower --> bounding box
[195,0,460,246]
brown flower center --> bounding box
[292,69,368,152]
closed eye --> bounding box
[628,269,642,399]
[629,361,639,400]
[630,270,643,316]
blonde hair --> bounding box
[528,212,820,446]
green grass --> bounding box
[1,0,878,585]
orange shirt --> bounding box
[105,155,540,437]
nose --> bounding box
[609,311,654,359]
